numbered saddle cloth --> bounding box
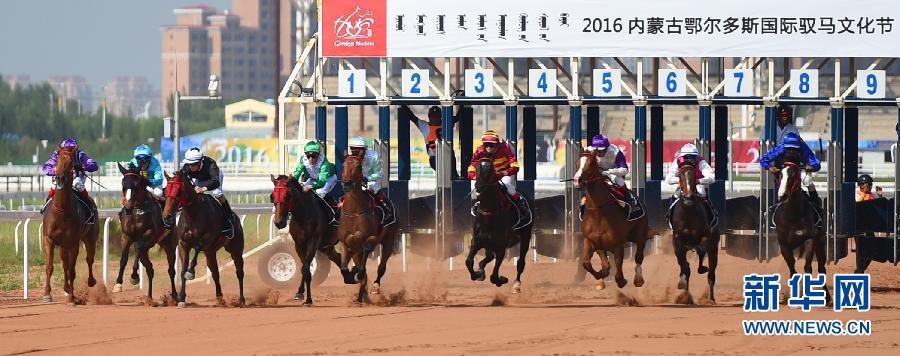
[667,197,718,229]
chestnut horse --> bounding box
[576,151,649,289]
[41,144,98,304]
[670,164,719,302]
[114,163,177,302]
[163,171,245,307]
[270,174,342,304]
[338,155,398,303]
[773,159,829,303]
[466,158,533,293]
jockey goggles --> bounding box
[305,151,320,158]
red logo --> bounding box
[322,0,386,57]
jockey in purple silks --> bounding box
[41,138,99,223]
[574,134,629,192]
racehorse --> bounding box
[115,163,177,302]
[270,174,342,304]
[576,151,649,289]
[669,164,719,302]
[163,171,245,307]
[41,144,98,304]
[337,155,399,303]
[466,158,533,293]
[773,156,829,302]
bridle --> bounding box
[122,172,149,212]
[271,178,294,212]
[577,152,617,212]
[677,164,697,199]
[165,175,194,209]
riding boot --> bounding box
[511,193,532,229]
[40,188,55,215]
[217,196,235,239]
[807,185,824,227]
[701,197,717,228]
[79,190,96,225]
[375,190,395,225]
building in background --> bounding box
[160,0,295,115]
[224,98,275,129]
[104,76,160,118]
[48,75,94,112]
[1,74,31,89]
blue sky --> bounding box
[0,0,231,90]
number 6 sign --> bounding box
[658,69,686,97]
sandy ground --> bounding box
[2,241,900,355]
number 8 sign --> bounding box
[401,69,430,97]
[465,69,494,97]
[658,69,686,97]
[790,69,819,98]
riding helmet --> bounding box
[858,174,874,187]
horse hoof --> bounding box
[112,284,123,293]
[42,295,52,303]
[491,275,509,287]
[677,277,688,290]
[293,293,303,301]
[303,300,313,306]
[512,282,522,294]
[355,271,367,283]
[177,302,186,308]
[87,278,96,287]
[634,277,645,288]
[595,280,606,290]
[371,283,381,295]
[130,277,140,286]
[599,269,610,279]
[616,279,627,289]
[471,271,485,281]
[239,298,246,307]
[698,266,709,274]
[184,271,195,280]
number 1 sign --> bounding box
[338,69,366,98]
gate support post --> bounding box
[647,105,664,230]
[564,100,583,259]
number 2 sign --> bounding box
[402,69,430,97]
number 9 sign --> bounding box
[465,69,494,97]
[401,69,430,97]
[856,70,885,99]
[658,69,686,97]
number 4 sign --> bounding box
[402,69,430,97]
[529,69,557,97]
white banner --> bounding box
[321,0,900,57]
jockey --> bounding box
[129,145,164,201]
[665,143,716,222]
[292,140,337,199]
[467,130,531,224]
[41,138,99,223]
[776,104,800,145]
[573,134,629,191]
[180,147,235,238]
[400,104,460,178]
[348,136,394,224]
[759,131,822,206]
[856,174,875,202]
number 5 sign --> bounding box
[724,69,753,97]
[658,69,686,96]
[401,69,430,97]
[592,69,621,97]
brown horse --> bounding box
[114,163,177,302]
[466,158,533,293]
[270,174,342,304]
[41,144,98,304]
[576,151,649,289]
[669,164,719,302]
[337,155,398,303]
[773,160,829,303]
[163,171,245,307]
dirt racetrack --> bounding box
[2,244,900,355]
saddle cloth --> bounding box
[471,192,532,231]
[667,197,718,229]
[578,185,645,222]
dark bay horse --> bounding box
[773,160,829,302]
[466,158,533,293]
[337,155,398,303]
[163,171,245,307]
[41,145,98,304]
[670,164,719,302]
[270,174,342,304]
[115,163,177,302]
[576,152,649,289]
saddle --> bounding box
[339,191,395,227]
[471,188,532,231]
[580,184,645,222]
[42,191,96,225]
[769,192,823,229]
[667,197,718,229]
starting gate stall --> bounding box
[277,0,900,265]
